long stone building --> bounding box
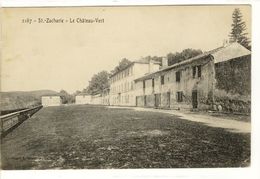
[134,42,251,111]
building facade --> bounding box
[134,43,251,111]
[109,58,161,106]
[75,94,91,104]
[101,88,110,105]
[90,94,102,105]
[41,96,62,107]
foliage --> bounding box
[167,48,202,66]
[144,55,162,62]
[59,90,74,104]
[0,90,58,111]
[215,55,251,96]
[1,105,250,169]
[87,71,110,95]
[229,8,251,50]
[111,58,132,74]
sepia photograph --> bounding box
[0,3,254,175]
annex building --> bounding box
[75,94,91,104]
[109,58,161,106]
[41,95,62,107]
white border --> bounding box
[0,0,256,7]
[1,1,260,179]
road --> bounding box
[1,105,250,169]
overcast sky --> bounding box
[1,5,251,93]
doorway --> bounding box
[154,94,161,108]
[166,92,171,108]
[192,90,198,109]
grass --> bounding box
[1,105,250,169]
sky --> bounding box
[1,5,251,93]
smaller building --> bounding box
[41,95,62,107]
[90,94,102,105]
[101,88,110,105]
[75,94,91,105]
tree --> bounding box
[167,48,202,66]
[229,8,251,50]
[59,89,73,104]
[111,58,132,74]
[87,71,109,95]
[143,56,163,63]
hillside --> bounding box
[0,90,58,112]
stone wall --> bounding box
[213,89,250,114]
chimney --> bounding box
[162,56,168,68]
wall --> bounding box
[215,55,251,95]
[109,61,160,106]
[214,55,251,113]
[90,95,102,105]
[135,56,214,110]
[75,95,91,104]
[41,96,61,107]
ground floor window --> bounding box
[177,91,183,102]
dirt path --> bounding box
[107,106,251,133]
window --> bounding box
[152,78,155,88]
[176,71,181,82]
[143,80,146,89]
[131,82,134,90]
[177,91,183,102]
[192,66,196,78]
[161,75,165,85]
[197,65,202,78]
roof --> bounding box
[133,58,161,64]
[134,42,251,82]
[109,58,161,77]
[211,42,251,63]
[42,95,61,97]
[76,93,90,96]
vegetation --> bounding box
[1,105,250,169]
[0,90,58,112]
[215,56,251,95]
[229,8,251,50]
[167,48,202,66]
[87,71,110,95]
[59,90,75,104]
[110,58,132,74]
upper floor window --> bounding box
[176,71,181,82]
[193,65,202,78]
[131,82,134,90]
[161,75,165,85]
[143,80,146,89]
[192,66,196,78]
[197,65,202,78]
[152,78,155,88]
